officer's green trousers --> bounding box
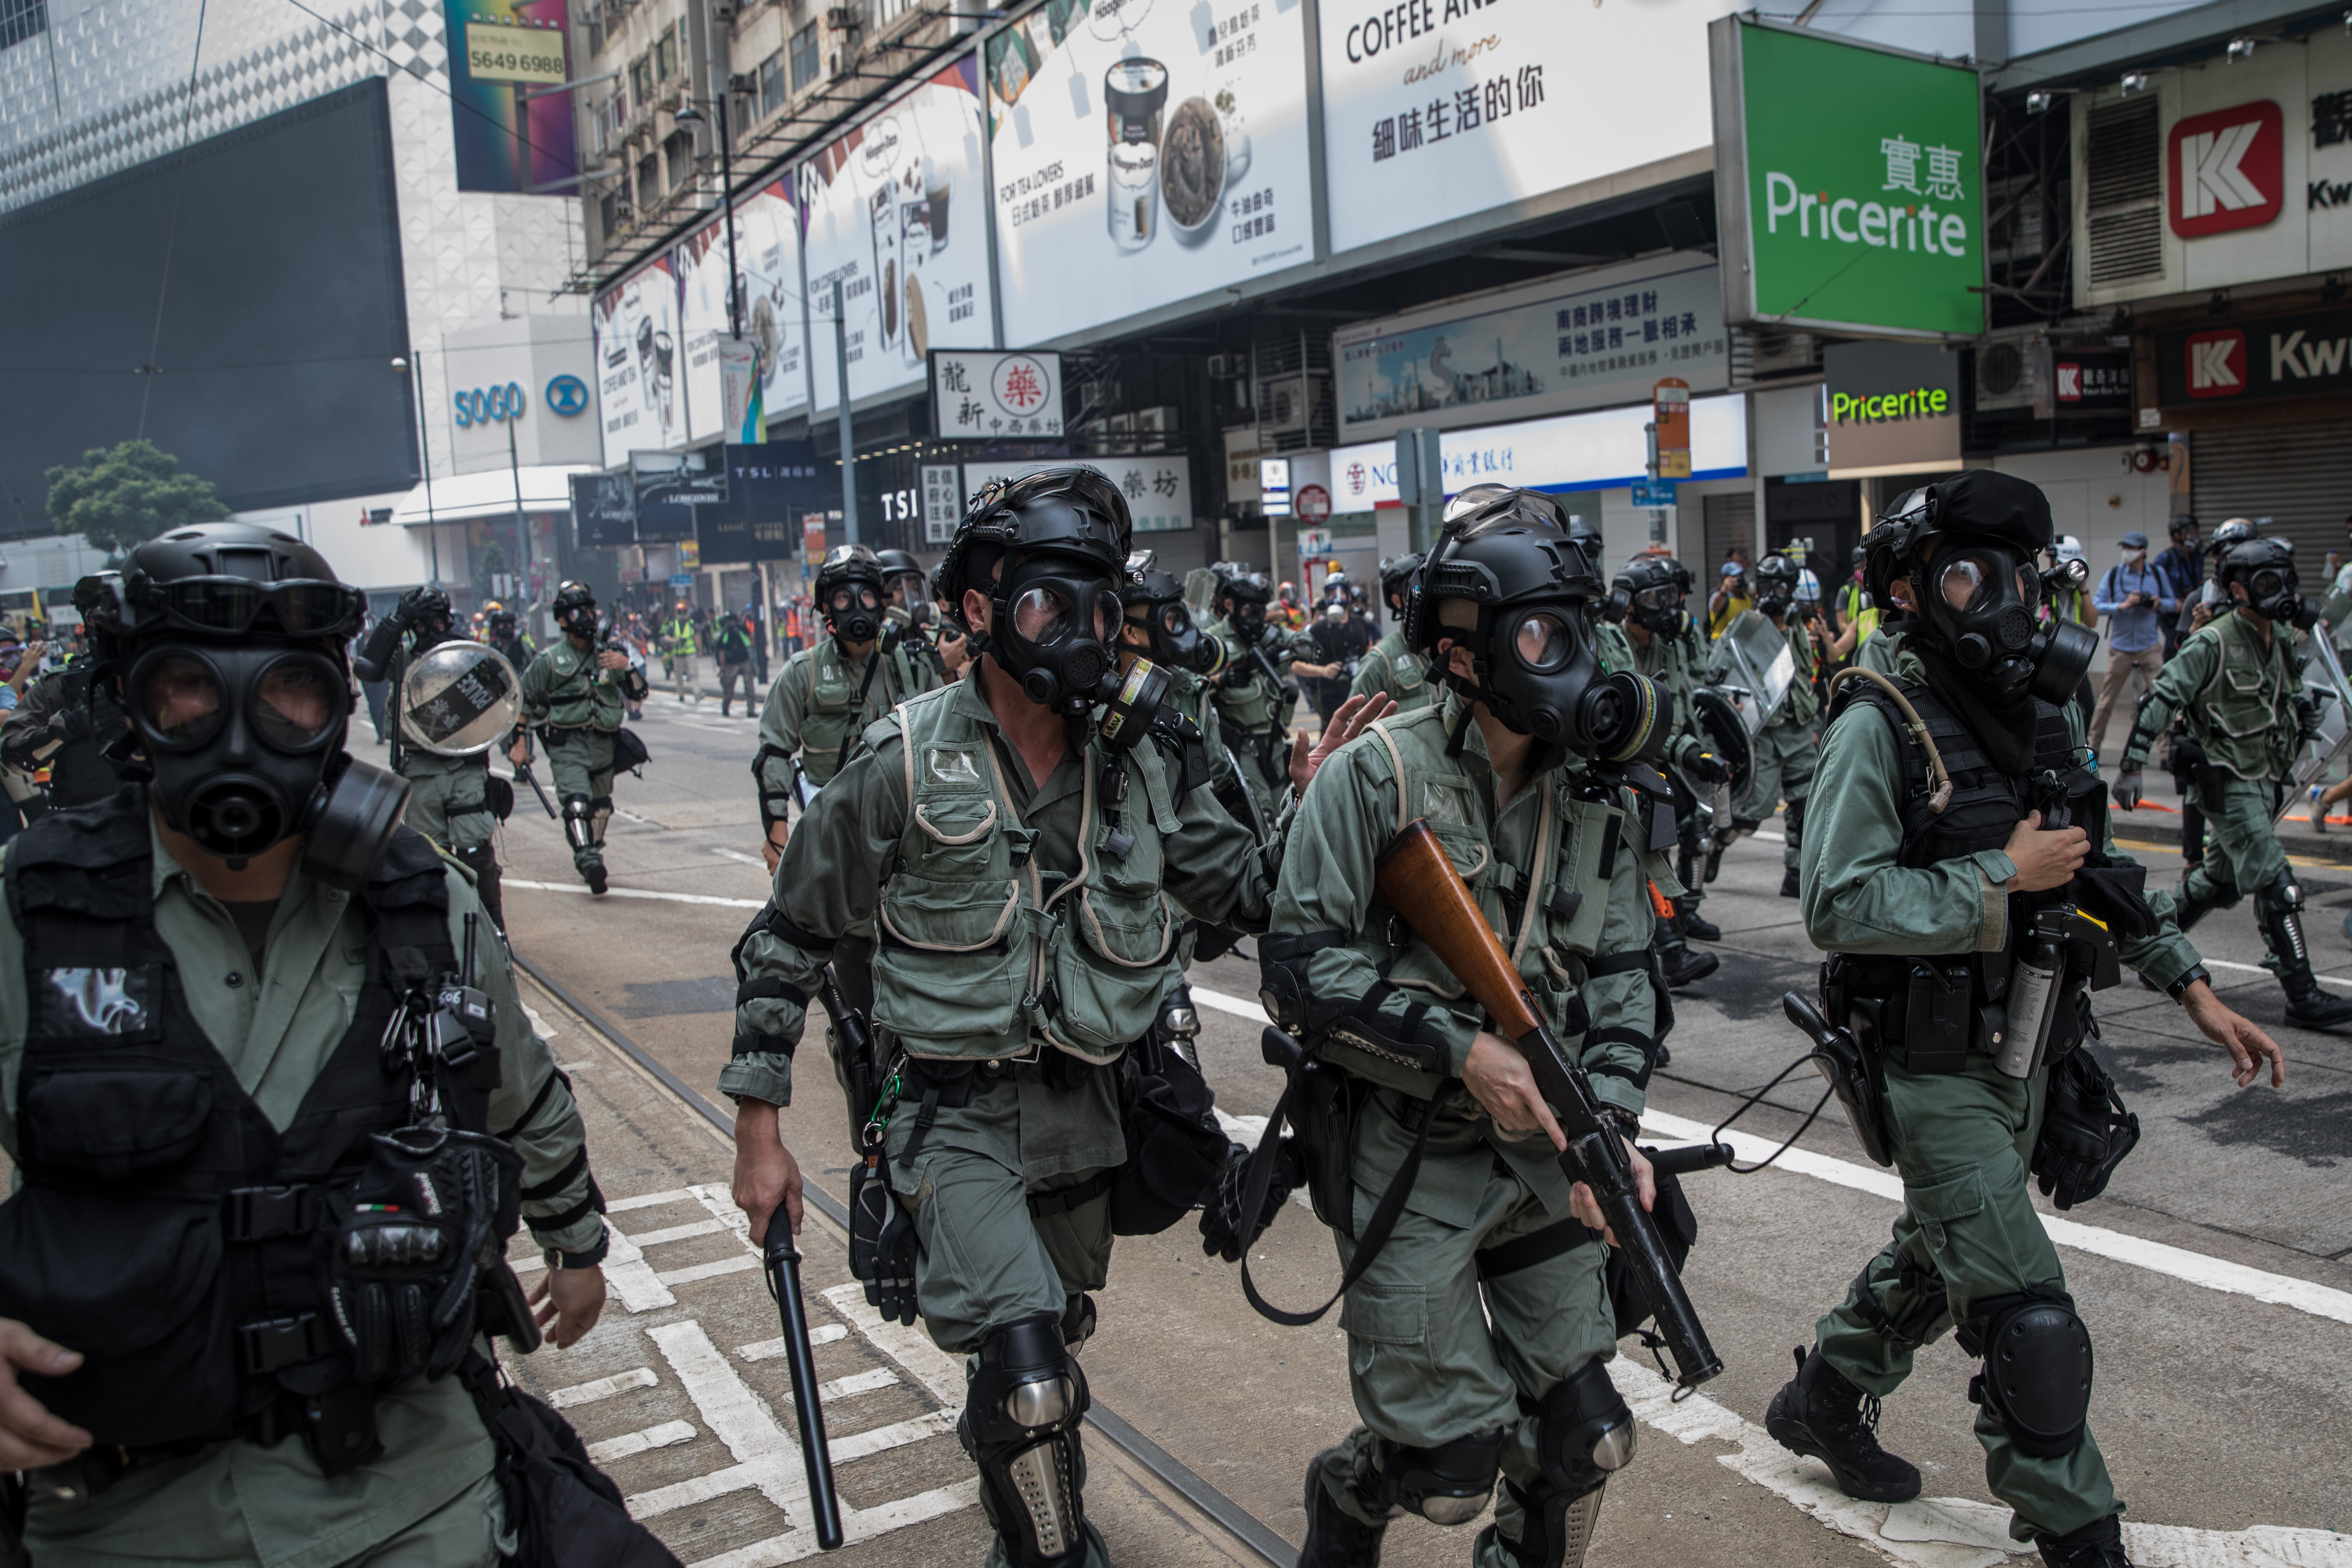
[2179,774,2287,919]
[1740,722,1817,872]
[544,727,616,878]
[400,752,496,854]
[1320,1092,1619,1566]
[1814,1050,2119,1541]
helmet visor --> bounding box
[137,577,364,639]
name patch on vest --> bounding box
[926,746,984,788]
[1422,779,1475,829]
[37,965,158,1038]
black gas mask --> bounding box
[1227,596,1268,640]
[2238,560,2317,629]
[1919,541,2098,703]
[1122,572,1220,676]
[1447,600,1667,764]
[826,581,884,646]
[991,554,1126,713]
[124,640,408,887]
[1611,578,1687,637]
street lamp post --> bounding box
[396,352,442,585]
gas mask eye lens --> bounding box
[140,656,224,747]
[1514,612,1574,671]
[1939,557,1989,611]
[1160,604,1189,636]
[253,659,342,751]
[1014,585,1075,643]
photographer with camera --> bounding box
[2087,532,2173,759]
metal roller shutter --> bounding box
[2189,419,2352,565]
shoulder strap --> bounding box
[835,648,890,778]
[1368,718,1411,836]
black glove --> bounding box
[2031,1047,2141,1210]
[847,1158,919,1327]
[389,587,426,628]
[2111,769,2144,810]
[1678,741,1728,786]
[1199,1137,1304,1264]
[2294,695,2326,750]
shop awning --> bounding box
[387,466,596,526]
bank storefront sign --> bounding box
[1330,394,1748,509]
[1711,19,1985,339]
[2157,304,2352,404]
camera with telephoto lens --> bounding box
[2041,557,2089,597]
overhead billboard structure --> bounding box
[592,257,686,466]
[677,177,810,444]
[986,0,1313,346]
[1712,19,1986,340]
[1320,0,1740,257]
[802,57,995,416]
[964,455,1193,533]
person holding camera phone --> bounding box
[2087,532,2173,759]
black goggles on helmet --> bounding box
[110,575,365,640]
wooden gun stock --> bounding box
[1374,822,1543,1038]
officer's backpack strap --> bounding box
[834,644,891,779]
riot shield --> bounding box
[1712,612,1797,734]
[1691,685,1756,812]
[399,640,523,758]
[2283,631,2352,822]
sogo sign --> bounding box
[2170,101,2284,238]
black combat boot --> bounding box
[1298,1450,1388,1568]
[1677,899,1721,943]
[2257,880,2352,1030]
[1780,866,1801,899]
[1765,1345,1921,1503]
[1656,921,1719,989]
[2037,1512,2131,1568]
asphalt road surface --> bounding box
[429,676,2349,1568]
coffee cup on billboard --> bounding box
[1104,59,1168,253]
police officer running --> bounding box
[352,586,513,928]
[1205,563,1331,819]
[0,522,613,1567]
[1783,472,2282,1568]
[1259,487,1676,1568]
[1710,552,1819,898]
[2114,536,2352,1029]
[1351,554,1437,714]
[725,468,1354,1568]
[510,581,649,896]
[712,609,756,718]
[752,544,939,870]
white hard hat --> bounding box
[2055,535,2085,565]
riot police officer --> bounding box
[0,522,612,1566]
[1252,486,1674,1568]
[485,600,535,673]
[0,581,122,811]
[510,581,649,895]
[1351,553,1436,713]
[752,544,939,870]
[1608,553,1727,952]
[1785,472,2281,1568]
[2115,536,2352,1028]
[1204,562,1328,819]
[352,586,514,928]
[659,598,698,704]
[725,468,1343,1568]
[1710,552,1819,898]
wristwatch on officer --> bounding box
[2165,962,2211,1003]
[546,1219,612,1271]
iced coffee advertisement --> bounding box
[677,177,810,444]
[591,255,683,469]
[987,0,1312,346]
[801,57,994,416]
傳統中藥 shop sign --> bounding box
[1320,0,1743,259]
[932,349,1064,439]
[986,0,1314,346]
[964,455,1193,533]
[1329,394,1747,509]
[1335,254,1726,444]
[1823,340,1960,475]
[1711,19,1985,339]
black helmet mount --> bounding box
[77,521,407,889]
[1408,487,1666,766]
[940,466,1133,713]
[815,544,888,646]
[1864,470,2097,704]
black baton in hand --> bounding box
[763,1232,844,1549]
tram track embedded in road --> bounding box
[508,947,1297,1568]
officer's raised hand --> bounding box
[0,1317,90,1469]
[1288,691,1394,793]
[2005,809,2089,891]
[732,1098,805,1244]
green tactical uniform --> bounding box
[1626,617,1713,915]
[1350,629,1437,714]
[519,634,645,882]
[1205,619,1315,816]
[400,750,498,857]
[1270,695,1674,1565]
[1799,648,2201,1544]
[0,824,603,1568]
[1711,609,1820,872]
[2119,611,2298,920]
[726,671,1278,1568]
[753,634,937,828]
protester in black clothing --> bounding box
[1307,587,1372,727]
[2151,516,2204,659]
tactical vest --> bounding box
[1326,703,1656,1100]
[1360,632,1433,713]
[798,637,927,787]
[1206,619,1287,733]
[537,640,626,731]
[869,682,1183,1063]
[2180,612,2297,782]
[0,801,489,1452]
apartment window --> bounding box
[600,189,623,237]
[0,0,47,53]
[653,22,677,84]
[758,52,785,118]
[637,151,661,211]
[630,54,653,106]
[664,127,696,191]
[789,21,819,91]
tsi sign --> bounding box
[1711,19,1985,339]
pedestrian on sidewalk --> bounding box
[2087,532,2173,758]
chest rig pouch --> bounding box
[0,806,517,1474]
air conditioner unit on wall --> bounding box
[1974,330,2044,413]
[1260,375,1324,436]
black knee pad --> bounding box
[2259,866,2304,916]
[1963,1293,2093,1458]
[1374,1427,1505,1527]
[559,795,594,853]
[959,1313,1091,1568]
[1534,1358,1637,1496]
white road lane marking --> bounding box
[711,847,772,868]
[507,878,766,909]
[1609,1359,2352,1568]
[548,1367,658,1409]
[589,1420,698,1463]
[816,1367,902,1403]
[739,1326,850,1360]
[1190,987,2352,1325]
[657,1255,763,1287]
[820,1283,969,1406]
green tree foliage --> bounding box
[46,440,229,552]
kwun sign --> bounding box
[2158,305,2352,404]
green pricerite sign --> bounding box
[1734,24,1985,339]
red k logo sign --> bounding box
[2169,101,2284,238]
[2185,328,2248,398]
